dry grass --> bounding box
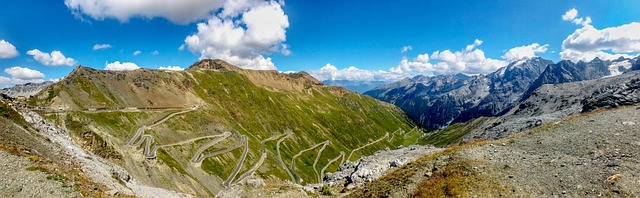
[411,159,479,198]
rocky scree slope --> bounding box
[28,59,424,196]
[0,100,188,197]
[465,70,640,141]
[349,105,640,197]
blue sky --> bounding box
[0,0,639,87]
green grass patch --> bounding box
[422,118,487,147]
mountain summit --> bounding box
[365,57,553,129]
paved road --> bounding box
[191,135,244,164]
[189,133,234,164]
[38,107,186,115]
[388,128,402,143]
[290,140,330,184]
[276,133,295,182]
[346,132,389,163]
[223,135,248,188]
[320,151,345,183]
[145,133,231,159]
[312,141,331,183]
[126,106,198,146]
[235,133,288,184]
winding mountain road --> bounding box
[145,133,231,159]
[189,133,232,163]
[126,106,198,146]
[320,151,344,183]
[346,132,389,163]
[290,140,331,184]
[223,135,248,188]
[276,133,295,182]
[190,135,245,164]
[235,133,288,184]
[388,128,402,143]
[312,141,331,183]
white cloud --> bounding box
[309,64,408,82]
[105,61,140,71]
[0,67,47,86]
[92,44,112,50]
[26,49,77,66]
[151,50,159,55]
[393,39,507,75]
[0,40,19,59]
[158,66,184,71]
[561,8,578,21]
[401,46,413,53]
[309,39,554,81]
[184,0,289,70]
[502,43,549,61]
[562,8,591,26]
[4,67,45,80]
[64,0,225,24]
[133,50,141,56]
[0,76,10,85]
[561,20,640,61]
[389,54,433,73]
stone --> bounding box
[622,121,636,126]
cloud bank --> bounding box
[64,0,225,24]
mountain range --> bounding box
[1,56,640,197]
[365,56,639,129]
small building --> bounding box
[16,96,26,101]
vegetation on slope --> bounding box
[30,59,424,195]
[422,117,487,147]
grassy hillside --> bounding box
[30,59,423,196]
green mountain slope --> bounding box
[29,59,423,196]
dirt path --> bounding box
[313,141,331,183]
[276,133,295,182]
[346,132,389,163]
[223,136,248,188]
[290,140,330,184]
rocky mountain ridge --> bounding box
[366,56,639,129]
[1,81,52,98]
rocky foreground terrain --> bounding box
[348,105,640,197]
[467,70,640,141]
